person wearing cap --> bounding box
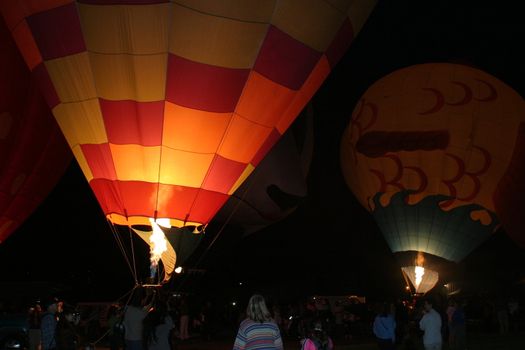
[41,297,58,350]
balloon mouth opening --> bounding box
[131,223,206,234]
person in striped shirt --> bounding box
[233,294,283,350]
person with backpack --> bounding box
[300,321,334,350]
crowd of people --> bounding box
[7,289,523,350]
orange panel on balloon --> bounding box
[236,71,296,127]
[219,114,273,164]
[11,22,42,70]
[110,144,162,183]
[159,147,214,188]
[277,56,331,134]
[163,102,231,154]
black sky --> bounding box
[1,0,525,302]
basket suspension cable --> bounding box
[127,225,139,286]
[174,168,262,291]
[88,284,138,349]
[195,166,262,267]
[107,218,136,281]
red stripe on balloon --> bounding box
[185,187,229,225]
[418,88,445,115]
[165,54,249,113]
[100,99,164,146]
[81,143,118,180]
[446,81,472,106]
[26,3,85,60]
[32,63,60,108]
[254,26,322,91]
[201,155,247,194]
[90,178,229,224]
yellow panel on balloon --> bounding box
[169,2,267,68]
[163,102,231,154]
[78,2,170,55]
[53,99,107,147]
[177,0,275,23]
[45,52,97,103]
[89,52,167,102]
[272,0,347,51]
[72,145,94,182]
[229,163,255,195]
[347,0,378,35]
[159,147,214,188]
[219,114,272,164]
[110,144,161,183]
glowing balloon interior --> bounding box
[1,0,377,234]
[341,63,525,277]
[401,266,439,295]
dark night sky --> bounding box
[1,0,525,303]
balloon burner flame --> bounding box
[415,266,425,288]
[149,219,168,278]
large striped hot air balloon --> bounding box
[341,63,525,294]
[1,0,377,282]
[0,15,71,243]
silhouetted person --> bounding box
[123,288,151,350]
[55,304,80,350]
[419,298,442,350]
[27,301,42,350]
[40,297,58,350]
[448,299,466,350]
[143,299,174,350]
[372,302,396,350]
[107,304,125,350]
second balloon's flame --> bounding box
[415,266,425,288]
[149,218,168,277]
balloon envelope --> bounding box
[0,16,71,243]
[341,63,525,265]
[1,0,377,231]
